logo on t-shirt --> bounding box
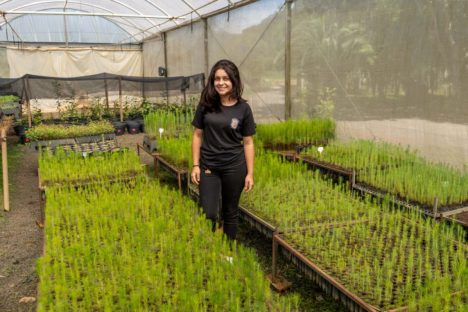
[230,118,239,129]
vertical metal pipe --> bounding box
[163,32,169,105]
[63,8,69,47]
[119,77,123,122]
[104,78,109,110]
[204,18,209,81]
[284,0,293,120]
[23,77,32,127]
[1,128,9,211]
[271,232,279,282]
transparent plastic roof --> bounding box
[0,0,249,44]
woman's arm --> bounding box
[191,128,203,184]
[243,136,254,192]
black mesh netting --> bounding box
[0,73,204,100]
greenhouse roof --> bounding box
[0,0,251,45]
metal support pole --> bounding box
[23,77,32,127]
[203,18,209,80]
[104,78,110,111]
[272,232,279,282]
[163,32,169,106]
[350,169,356,190]
[284,0,293,120]
[119,77,123,122]
[1,129,10,211]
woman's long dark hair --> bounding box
[199,59,245,112]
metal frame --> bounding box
[0,0,253,44]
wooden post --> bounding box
[119,77,123,122]
[1,128,10,211]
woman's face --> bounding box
[214,69,233,97]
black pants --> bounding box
[199,163,246,240]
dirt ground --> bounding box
[0,141,42,312]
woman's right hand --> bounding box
[191,166,201,185]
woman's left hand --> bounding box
[244,174,254,192]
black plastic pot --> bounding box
[19,135,30,144]
[13,124,27,136]
[143,135,158,152]
[126,119,140,135]
[133,118,144,133]
[112,121,127,136]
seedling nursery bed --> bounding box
[353,182,468,222]
[29,133,115,150]
[278,152,355,190]
[278,217,467,311]
[154,154,188,190]
[279,152,467,228]
[38,170,146,192]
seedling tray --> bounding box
[38,169,145,191]
[353,182,468,219]
[277,152,355,190]
[274,233,378,312]
[238,204,278,238]
[154,154,188,190]
[56,140,120,154]
[74,133,115,144]
[278,218,467,311]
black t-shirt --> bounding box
[192,100,256,169]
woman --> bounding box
[191,59,255,241]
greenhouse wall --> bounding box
[0,47,9,78]
[207,0,286,123]
[290,0,467,169]
[142,37,165,77]
[3,46,142,78]
[166,21,205,77]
